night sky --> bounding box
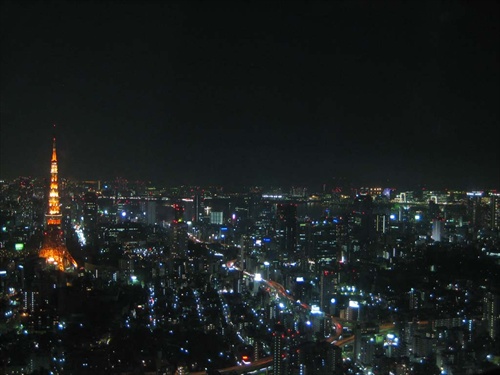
[1,0,499,190]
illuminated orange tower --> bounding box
[47,137,62,225]
[39,134,77,271]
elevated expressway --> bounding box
[191,260,345,374]
[192,260,399,374]
[226,259,344,336]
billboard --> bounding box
[349,300,359,308]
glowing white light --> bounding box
[349,300,359,308]
[311,305,321,314]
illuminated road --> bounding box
[331,322,397,347]
[191,259,400,375]
[193,260,345,375]
[225,260,343,334]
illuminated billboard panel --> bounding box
[349,300,359,308]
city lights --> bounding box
[0,1,498,372]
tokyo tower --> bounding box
[39,135,77,271]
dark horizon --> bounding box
[1,0,499,190]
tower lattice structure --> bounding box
[39,136,77,271]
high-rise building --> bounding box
[490,194,500,230]
[467,191,487,230]
[409,288,424,310]
[83,191,98,244]
[173,203,185,222]
[14,177,35,226]
[171,221,188,258]
[291,341,340,374]
[413,331,436,357]
[320,267,336,312]
[312,221,338,263]
[276,203,297,260]
[145,200,157,225]
[170,204,188,258]
[483,291,500,340]
[39,136,77,271]
[358,335,377,366]
[431,218,444,242]
[272,323,286,375]
[351,194,375,242]
[296,220,312,268]
[331,344,343,374]
[210,211,223,225]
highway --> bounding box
[191,259,398,375]
[192,260,344,374]
[226,259,343,337]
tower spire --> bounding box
[51,123,57,162]
[51,136,57,162]
[46,131,61,226]
[40,130,78,271]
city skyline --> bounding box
[1,0,499,190]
